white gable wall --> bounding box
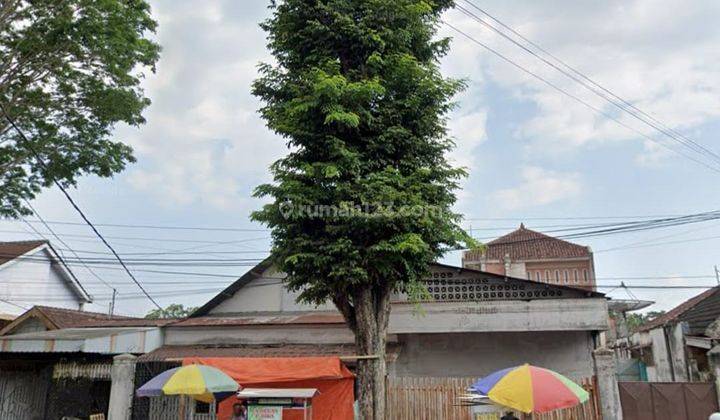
[0,248,83,315]
[209,265,334,314]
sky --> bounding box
[2,0,720,316]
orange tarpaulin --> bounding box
[183,357,354,420]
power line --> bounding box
[455,2,720,168]
[0,104,162,311]
[21,219,268,232]
[24,199,113,294]
[457,0,720,165]
[441,20,720,174]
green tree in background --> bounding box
[251,1,474,418]
[145,304,197,319]
[624,310,667,332]
[0,0,160,217]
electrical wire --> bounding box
[457,0,720,165]
[441,20,720,174]
[0,104,162,311]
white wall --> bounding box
[645,324,688,382]
[209,266,334,314]
[0,248,83,315]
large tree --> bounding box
[252,1,473,418]
[0,0,159,217]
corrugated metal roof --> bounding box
[0,327,163,354]
[679,288,720,335]
[171,312,345,327]
[638,287,720,332]
[137,344,361,362]
[0,327,157,340]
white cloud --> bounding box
[117,1,285,209]
[442,0,720,164]
[491,166,582,210]
[448,109,488,170]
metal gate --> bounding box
[619,381,719,420]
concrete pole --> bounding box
[709,348,720,409]
[594,348,623,420]
[108,353,138,420]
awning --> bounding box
[0,327,163,354]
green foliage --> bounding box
[622,310,667,332]
[0,0,160,217]
[145,303,197,319]
[251,0,472,306]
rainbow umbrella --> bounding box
[136,365,239,403]
[469,364,588,413]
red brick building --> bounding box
[462,224,596,290]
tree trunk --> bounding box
[351,284,391,420]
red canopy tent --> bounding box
[183,356,354,420]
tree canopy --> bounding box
[252,0,471,312]
[0,0,160,217]
[145,303,197,319]
[251,1,472,418]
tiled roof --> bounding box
[34,306,135,329]
[637,287,720,332]
[0,240,47,266]
[172,312,345,327]
[0,305,166,335]
[465,224,591,261]
[138,344,361,362]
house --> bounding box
[0,305,169,420]
[462,224,597,290]
[143,260,608,379]
[617,287,720,382]
[0,240,92,314]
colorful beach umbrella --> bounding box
[136,365,239,403]
[469,364,589,413]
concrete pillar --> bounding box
[709,346,720,408]
[108,353,137,420]
[594,348,623,420]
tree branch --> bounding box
[332,293,357,334]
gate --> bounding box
[619,382,719,420]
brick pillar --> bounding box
[108,353,138,420]
[594,348,623,420]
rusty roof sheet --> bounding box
[637,287,720,332]
[0,240,47,266]
[171,312,345,327]
[465,225,591,261]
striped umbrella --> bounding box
[469,364,589,414]
[136,364,239,403]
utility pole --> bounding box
[715,265,719,286]
[108,288,117,317]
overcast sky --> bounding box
[3,0,720,316]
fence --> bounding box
[386,376,601,420]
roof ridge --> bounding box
[34,305,137,320]
[637,287,720,332]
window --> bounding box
[583,269,589,283]
[527,271,532,280]
[555,270,560,283]
[536,272,541,282]
[545,270,550,282]
[564,270,569,284]
[574,269,579,284]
